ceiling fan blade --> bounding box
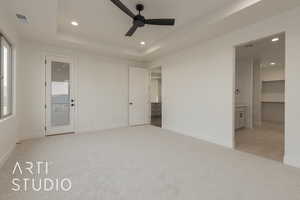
[145,19,175,26]
[125,23,139,36]
[110,0,135,18]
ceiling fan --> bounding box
[110,0,175,37]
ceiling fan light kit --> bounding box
[110,0,176,37]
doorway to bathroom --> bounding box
[150,67,162,127]
[234,33,285,162]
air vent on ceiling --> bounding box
[16,14,29,24]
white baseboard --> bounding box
[284,154,300,169]
[76,125,130,135]
[0,144,16,169]
[163,126,234,149]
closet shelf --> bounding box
[262,79,285,83]
[261,101,285,103]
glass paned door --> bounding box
[51,62,70,127]
[46,57,75,135]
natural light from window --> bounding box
[3,46,8,115]
[0,34,13,119]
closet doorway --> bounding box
[234,33,285,162]
[150,67,162,127]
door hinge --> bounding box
[44,104,47,109]
[45,59,47,65]
[44,126,47,131]
[45,82,47,87]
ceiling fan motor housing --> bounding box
[134,15,145,27]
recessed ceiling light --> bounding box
[271,37,279,42]
[71,21,79,26]
[140,41,146,46]
[270,62,276,66]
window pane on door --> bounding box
[51,61,70,127]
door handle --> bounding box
[71,99,75,107]
[129,102,133,105]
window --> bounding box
[0,33,13,119]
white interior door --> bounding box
[45,56,75,135]
[129,67,150,126]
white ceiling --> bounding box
[4,0,300,62]
[57,0,235,50]
[237,33,285,68]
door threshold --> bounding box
[130,123,151,127]
[46,132,75,137]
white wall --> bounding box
[150,7,300,168]
[262,103,284,123]
[17,41,142,140]
[0,0,19,167]
[261,65,285,81]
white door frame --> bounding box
[45,55,76,136]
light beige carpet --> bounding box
[0,125,300,200]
